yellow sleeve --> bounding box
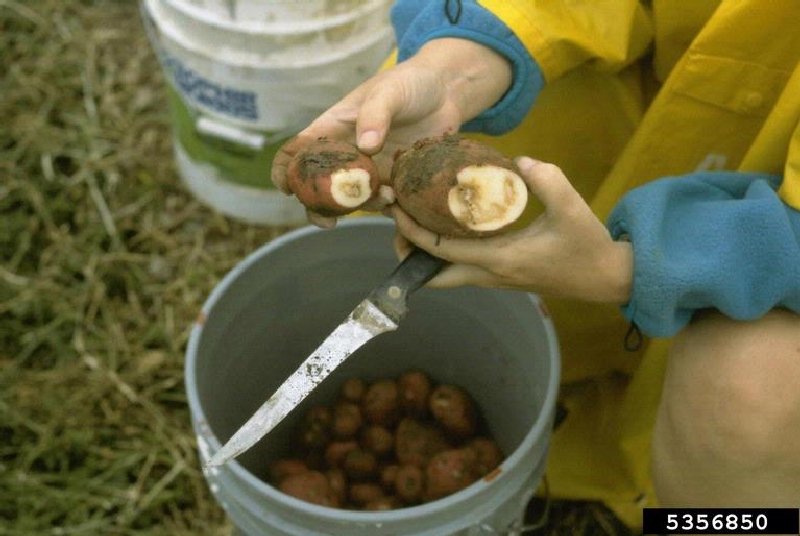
[778,119,800,210]
[476,0,654,82]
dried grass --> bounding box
[0,1,635,534]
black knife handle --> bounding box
[367,248,448,321]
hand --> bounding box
[390,157,634,304]
[271,38,513,228]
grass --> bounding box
[0,1,636,534]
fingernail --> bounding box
[358,130,380,150]
[515,156,540,172]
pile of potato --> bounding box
[267,370,504,510]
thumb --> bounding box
[515,157,580,217]
[355,83,405,155]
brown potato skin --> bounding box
[341,377,366,403]
[424,448,480,501]
[332,401,363,439]
[361,425,394,458]
[349,482,385,506]
[395,464,425,504]
[286,138,379,217]
[429,384,478,439]
[279,471,339,507]
[268,458,308,484]
[324,440,359,468]
[391,135,521,237]
[394,417,449,468]
[398,370,432,417]
[326,468,348,504]
[467,437,504,476]
[365,496,402,510]
[343,448,379,481]
[362,379,400,426]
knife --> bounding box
[205,247,447,468]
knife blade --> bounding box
[205,247,446,468]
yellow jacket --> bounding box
[466,0,800,526]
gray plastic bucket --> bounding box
[185,217,560,535]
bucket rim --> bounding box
[160,0,390,36]
[185,216,561,525]
[151,12,394,71]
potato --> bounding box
[395,464,425,504]
[341,377,366,403]
[362,379,400,426]
[392,135,528,237]
[324,440,359,468]
[268,458,308,484]
[365,496,402,511]
[361,425,394,458]
[429,384,478,439]
[398,370,432,417]
[279,471,339,507]
[380,464,400,491]
[343,448,378,480]
[286,137,380,217]
[424,448,480,501]
[394,417,449,468]
[467,437,504,476]
[296,421,330,452]
[326,468,348,504]
[332,401,363,439]
[296,405,333,452]
[349,482,385,506]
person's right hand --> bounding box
[271,38,513,228]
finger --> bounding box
[515,157,581,217]
[425,263,496,289]
[388,205,489,265]
[361,185,395,212]
[306,209,337,229]
[392,231,414,260]
[356,84,405,155]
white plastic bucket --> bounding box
[186,218,561,535]
[140,0,395,225]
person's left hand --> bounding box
[389,157,634,304]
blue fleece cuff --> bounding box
[608,172,800,338]
[390,0,544,135]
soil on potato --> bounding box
[392,135,514,195]
[297,150,359,188]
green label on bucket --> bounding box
[168,88,290,190]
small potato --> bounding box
[467,437,504,476]
[333,401,363,439]
[343,448,378,480]
[365,496,402,511]
[424,448,480,501]
[326,468,348,504]
[362,379,400,426]
[361,425,394,458]
[395,464,425,504]
[341,378,366,403]
[268,458,308,484]
[398,370,432,417]
[349,482,384,506]
[324,440,359,468]
[394,417,449,468]
[296,421,331,452]
[305,405,333,430]
[279,471,339,507]
[429,384,478,439]
[380,464,400,492]
[286,138,380,217]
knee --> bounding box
[657,310,800,466]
